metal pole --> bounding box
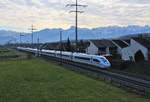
[66,0,87,52]
[28,24,36,48]
[37,37,40,56]
[20,33,21,46]
[60,31,62,65]
[32,28,33,45]
[75,0,78,52]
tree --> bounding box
[78,40,84,53]
[66,37,72,52]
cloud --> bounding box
[0,0,150,31]
[118,0,150,4]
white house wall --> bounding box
[111,40,122,54]
[106,47,110,54]
[87,42,98,55]
[131,39,148,60]
[122,39,148,61]
[122,46,134,61]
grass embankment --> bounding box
[0,51,17,57]
[124,61,150,77]
[0,47,17,57]
[0,59,149,102]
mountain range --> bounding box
[0,25,150,45]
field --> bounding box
[124,61,150,77]
[0,47,17,57]
[0,58,149,102]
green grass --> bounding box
[124,61,150,77]
[0,51,17,57]
[0,47,17,57]
[0,47,9,52]
[0,59,149,102]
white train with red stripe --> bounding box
[17,47,111,69]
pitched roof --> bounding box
[132,38,150,48]
[41,41,90,50]
[112,40,128,48]
[144,37,150,42]
[124,40,130,44]
[42,42,60,50]
[78,41,90,49]
[91,39,116,48]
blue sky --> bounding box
[0,0,150,32]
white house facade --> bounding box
[86,41,99,55]
[86,40,117,55]
[111,40,129,55]
[122,38,150,61]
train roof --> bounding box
[35,48,107,59]
[74,53,107,60]
[42,49,55,53]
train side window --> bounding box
[63,55,69,57]
[48,52,54,55]
[75,56,90,61]
[93,59,100,63]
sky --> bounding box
[0,0,150,32]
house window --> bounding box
[129,56,133,61]
[109,47,117,54]
[98,48,106,55]
[148,49,150,54]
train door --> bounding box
[71,52,73,61]
[93,58,101,66]
[91,57,93,63]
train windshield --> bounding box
[100,57,108,63]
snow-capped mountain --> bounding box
[1,25,150,45]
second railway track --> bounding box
[19,49,150,97]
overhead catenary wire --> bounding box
[66,0,87,52]
[28,24,37,45]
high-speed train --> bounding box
[17,47,111,69]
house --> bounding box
[36,36,150,62]
[122,37,150,61]
[86,39,117,55]
[123,40,130,45]
[77,41,90,53]
[111,40,129,55]
[41,42,61,51]
[40,41,90,52]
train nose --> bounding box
[107,62,111,67]
[104,61,111,67]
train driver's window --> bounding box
[93,59,100,63]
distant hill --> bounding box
[0,30,18,45]
[119,33,150,40]
[1,25,150,45]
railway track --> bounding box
[18,50,150,97]
[110,69,150,82]
[40,54,150,96]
